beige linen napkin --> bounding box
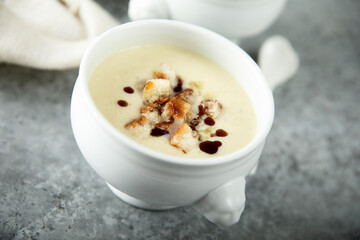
[0,0,119,69]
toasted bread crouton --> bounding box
[153,71,167,79]
[176,89,194,101]
[197,127,216,141]
[198,99,222,118]
[161,96,191,122]
[185,111,196,123]
[125,116,151,138]
[155,122,173,131]
[140,103,160,123]
[143,79,171,103]
[170,123,199,153]
[154,64,177,87]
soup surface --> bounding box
[89,45,256,158]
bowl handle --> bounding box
[192,176,246,227]
[128,0,170,21]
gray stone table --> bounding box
[1,0,359,239]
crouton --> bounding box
[155,122,173,131]
[176,88,194,101]
[153,71,168,79]
[170,123,199,153]
[153,64,177,87]
[185,112,196,123]
[161,96,191,122]
[140,103,161,123]
[143,79,171,104]
[198,99,222,118]
[125,116,151,138]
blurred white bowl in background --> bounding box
[129,0,287,42]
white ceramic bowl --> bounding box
[70,20,274,227]
[129,0,287,42]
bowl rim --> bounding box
[78,19,274,167]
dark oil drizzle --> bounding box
[198,104,206,116]
[189,102,214,130]
[199,141,222,154]
[117,100,128,107]
[151,127,169,137]
[168,116,175,124]
[124,86,134,94]
[216,129,228,137]
[189,116,202,130]
[204,117,215,126]
[173,77,183,92]
[189,125,197,131]
[211,129,228,137]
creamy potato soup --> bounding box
[89,45,256,158]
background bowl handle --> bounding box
[192,176,246,227]
[258,35,300,90]
[128,0,169,21]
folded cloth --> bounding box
[0,0,119,70]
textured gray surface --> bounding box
[1,0,360,239]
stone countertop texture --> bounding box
[1,0,359,239]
